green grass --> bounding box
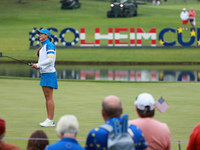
[0,1,200,150]
[0,0,200,63]
[0,78,199,149]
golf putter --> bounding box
[0,52,32,66]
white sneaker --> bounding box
[39,118,55,127]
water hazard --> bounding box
[0,64,199,82]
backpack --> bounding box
[100,114,135,150]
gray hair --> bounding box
[56,115,79,138]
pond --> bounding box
[0,64,199,82]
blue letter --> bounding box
[159,28,176,46]
[177,28,195,46]
[59,28,79,46]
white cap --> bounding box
[183,8,186,11]
[135,93,155,110]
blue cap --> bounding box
[36,29,51,38]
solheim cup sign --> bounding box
[29,27,200,48]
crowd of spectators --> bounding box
[0,93,199,150]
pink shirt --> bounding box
[129,117,171,150]
[0,141,20,150]
[189,11,196,19]
[187,123,200,150]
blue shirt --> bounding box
[85,117,148,150]
[44,137,86,150]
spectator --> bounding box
[0,117,20,150]
[129,93,171,150]
[189,8,196,28]
[164,0,168,4]
[157,0,161,5]
[85,95,148,150]
[180,8,189,30]
[152,0,156,6]
[44,114,85,150]
[187,123,200,150]
[26,130,49,150]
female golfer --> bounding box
[32,28,57,127]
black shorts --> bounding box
[190,18,194,22]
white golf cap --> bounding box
[183,8,186,11]
[135,93,155,110]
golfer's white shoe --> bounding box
[39,118,55,127]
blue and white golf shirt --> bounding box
[36,39,56,73]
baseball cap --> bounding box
[135,93,155,110]
[183,8,186,11]
[36,29,51,38]
[0,118,6,134]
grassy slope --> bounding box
[0,0,200,63]
[1,78,200,149]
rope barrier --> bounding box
[4,137,85,141]
[4,137,188,143]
